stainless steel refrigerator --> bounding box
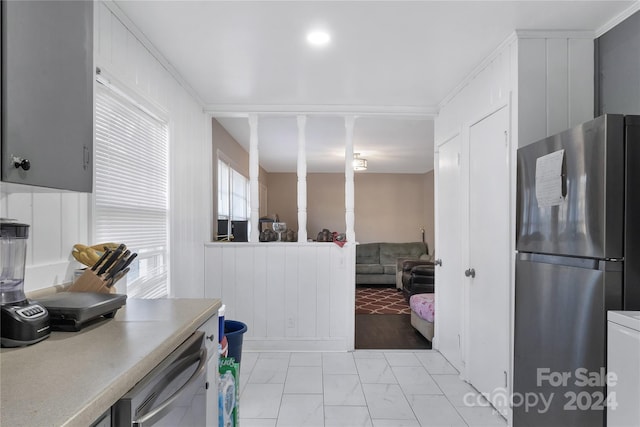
[514,114,639,427]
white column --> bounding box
[344,116,356,243]
[249,114,260,243]
[297,115,308,242]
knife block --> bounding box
[67,269,115,294]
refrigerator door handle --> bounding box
[517,252,622,271]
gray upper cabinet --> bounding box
[595,10,640,116]
[1,0,93,192]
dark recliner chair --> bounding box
[401,260,435,301]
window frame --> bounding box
[92,74,170,298]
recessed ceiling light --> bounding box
[307,31,331,46]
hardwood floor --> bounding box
[355,314,432,350]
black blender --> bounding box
[1,219,50,347]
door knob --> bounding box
[435,259,442,266]
[464,268,476,278]
[12,156,31,171]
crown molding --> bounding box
[204,104,438,119]
[101,0,205,108]
[595,1,640,38]
[438,32,518,111]
[514,30,594,39]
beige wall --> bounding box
[266,173,347,238]
[265,173,300,226]
[212,118,250,177]
[355,173,434,251]
[308,174,346,238]
[267,172,435,252]
[266,173,348,239]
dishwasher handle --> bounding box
[133,347,207,427]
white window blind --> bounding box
[94,83,169,298]
[218,160,230,218]
[217,158,250,241]
[231,169,248,220]
[217,159,250,221]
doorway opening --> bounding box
[354,285,432,349]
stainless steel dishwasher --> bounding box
[111,331,208,426]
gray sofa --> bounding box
[356,242,429,286]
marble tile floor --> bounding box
[238,350,508,427]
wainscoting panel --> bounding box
[266,246,286,338]
[284,246,300,338]
[32,193,62,265]
[204,242,355,352]
[316,248,332,338]
[251,245,268,338]
[235,245,255,334]
[0,186,89,292]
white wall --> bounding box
[205,242,355,351]
[517,33,594,147]
[433,35,516,375]
[436,31,594,146]
[434,30,594,423]
[436,37,516,143]
[1,1,211,297]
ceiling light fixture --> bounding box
[353,153,368,171]
[307,30,331,46]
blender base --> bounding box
[1,300,51,347]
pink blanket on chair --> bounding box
[409,293,435,323]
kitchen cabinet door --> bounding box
[1,0,93,192]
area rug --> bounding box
[355,287,410,315]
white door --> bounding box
[466,105,510,416]
[434,134,464,371]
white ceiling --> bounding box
[114,0,636,173]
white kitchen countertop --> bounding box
[0,297,221,427]
[608,310,640,331]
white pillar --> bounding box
[344,116,356,243]
[249,114,260,243]
[297,115,308,242]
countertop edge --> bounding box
[608,310,640,331]
[1,298,221,427]
[64,301,221,427]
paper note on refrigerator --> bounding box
[535,149,565,207]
